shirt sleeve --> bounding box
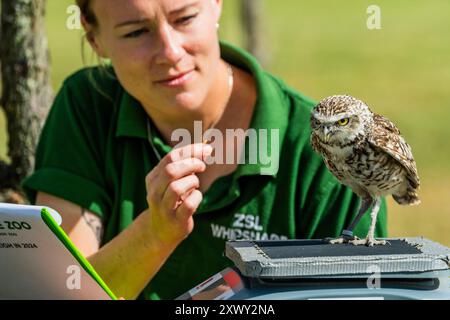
[21,77,112,221]
[299,166,388,239]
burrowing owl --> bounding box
[310,95,420,246]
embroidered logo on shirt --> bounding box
[210,213,288,241]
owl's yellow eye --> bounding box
[337,118,350,126]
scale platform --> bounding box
[177,238,450,300]
[225,237,450,279]
[178,237,450,300]
[178,238,450,300]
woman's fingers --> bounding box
[146,143,212,204]
[144,143,212,246]
[163,143,212,165]
[161,174,200,212]
[175,189,203,221]
[165,158,206,183]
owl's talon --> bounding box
[348,237,389,246]
[349,238,369,246]
[369,239,388,246]
[325,235,359,244]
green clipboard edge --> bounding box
[40,207,117,300]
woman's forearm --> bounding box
[87,209,177,300]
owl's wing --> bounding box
[368,113,420,188]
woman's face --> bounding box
[89,0,222,114]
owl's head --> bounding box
[311,95,373,145]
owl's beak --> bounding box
[323,127,332,143]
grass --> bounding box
[388,174,450,246]
[1,0,449,245]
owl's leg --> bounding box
[349,197,388,246]
[366,197,385,245]
[326,197,374,244]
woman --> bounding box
[22,0,387,300]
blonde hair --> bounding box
[76,0,97,27]
[76,0,116,101]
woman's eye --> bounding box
[337,118,350,126]
[175,14,198,25]
[124,28,148,38]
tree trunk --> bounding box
[240,0,268,66]
[0,0,52,203]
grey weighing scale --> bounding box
[177,237,450,300]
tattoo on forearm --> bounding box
[81,208,104,244]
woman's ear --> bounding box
[81,15,108,58]
[210,0,223,24]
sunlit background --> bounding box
[1,0,449,245]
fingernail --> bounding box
[203,144,213,155]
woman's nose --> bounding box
[155,24,185,65]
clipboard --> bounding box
[0,203,116,300]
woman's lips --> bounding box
[155,69,195,87]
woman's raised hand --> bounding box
[145,143,213,246]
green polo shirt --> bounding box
[22,41,387,300]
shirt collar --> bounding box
[114,40,289,177]
[220,41,288,177]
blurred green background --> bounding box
[0,0,449,245]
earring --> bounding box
[216,22,220,29]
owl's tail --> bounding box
[393,189,421,206]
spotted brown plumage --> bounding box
[310,95,420,246]
[368,113,420,204]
